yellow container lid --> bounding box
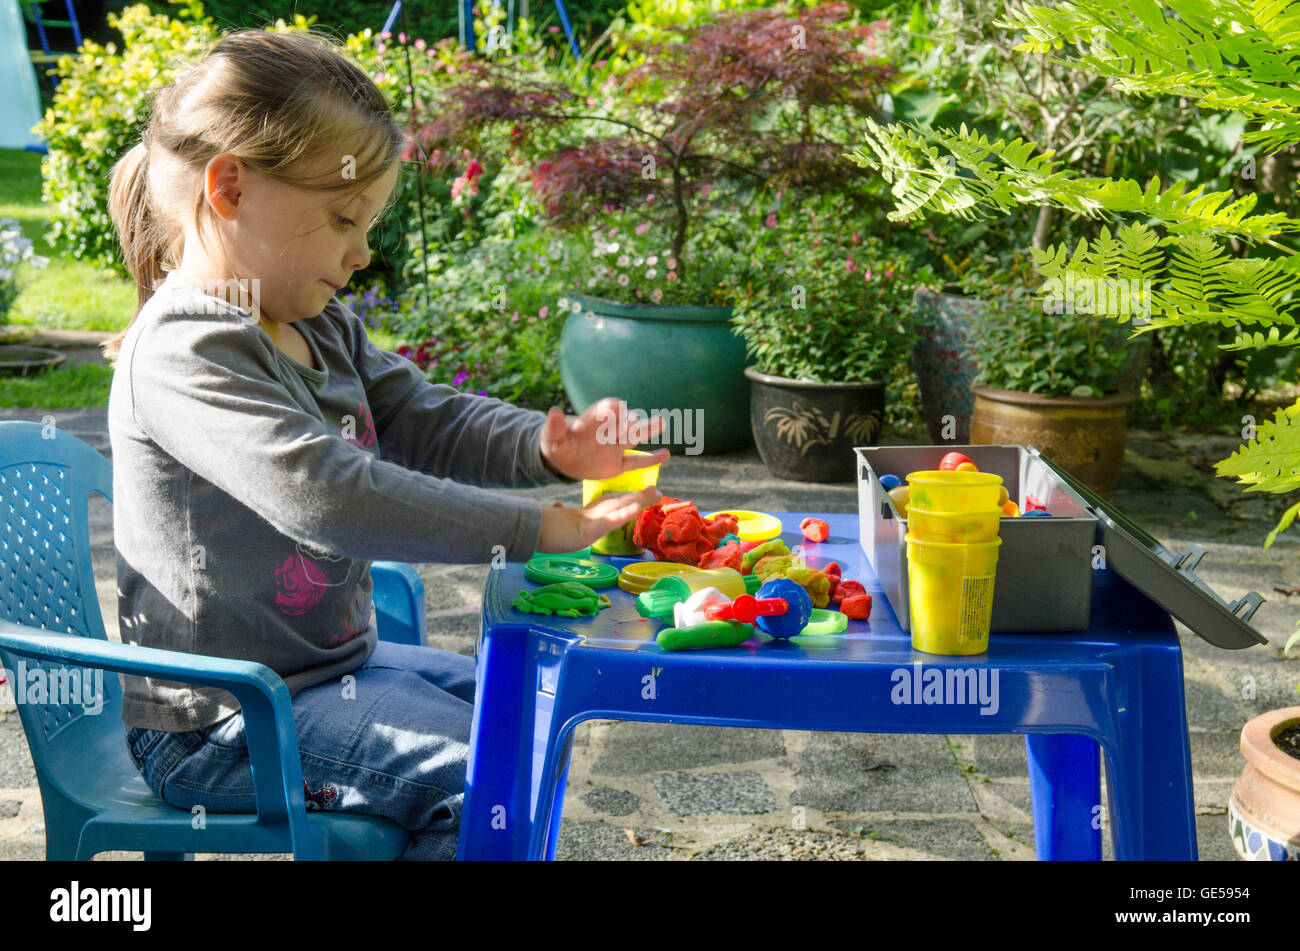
[617,561,701,595]
[704,510,783,542]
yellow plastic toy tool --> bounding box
[704,510,782,542]
[617,561,700,595]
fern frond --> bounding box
[997,0,1300,155]
[1221,325,1300,350]
[1264,499,1300,549]
[1215,406,1300,494]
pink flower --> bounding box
[700,183,713,198]
[603,203,616,212]
[510,310,520,323]
[667,271,677,281]
[645,193,656,203]
[885,269,894,279]
[864,268,873,281]
[466,160,484,181]
[775,189,784,201]
[852,233,861,244]
[635,221,649,235]
[415,38,427,51]
[452,371,469,386]
[376,43,387,55]
[921,227,937,241]
[846,257,858,273]
[548,25,561,32]
[398,32,408,44]
[595,59,607,67]
[539,306,549,319]
[765,212,778,228]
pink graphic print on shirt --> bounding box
[274,554,328,616]
[342,400,376,449]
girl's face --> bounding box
[195,155,399,324]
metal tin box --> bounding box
[855,444,1098,632]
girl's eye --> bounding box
[334,214,356,229]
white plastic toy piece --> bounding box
[672,586,732,629]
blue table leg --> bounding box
[1026,733,1102,860]
[459,624,536,860]
[1104,646,1198,860]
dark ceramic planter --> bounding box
[559,294,753,455]
[911,285,984,444]
[746,366,885,483]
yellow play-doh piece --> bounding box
[704,510,783,542]
[955,461,979,472]
[997,485,1009,507]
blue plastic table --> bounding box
[458,512,1197,861]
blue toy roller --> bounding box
[754,578,813,639]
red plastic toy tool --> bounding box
[705,594,789,624]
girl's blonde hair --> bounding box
[103,29,404,367]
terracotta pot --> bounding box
[745,366,885,483]
[969,384,1133,498]
[1229,706,1300,860]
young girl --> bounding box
[105,28,665,860]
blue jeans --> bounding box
[125,641,475,861]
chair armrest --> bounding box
[372,561,427,647]
[0,621,321,857]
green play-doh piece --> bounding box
[512,581,611,618]
[656,620,756,651]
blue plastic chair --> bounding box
[0,420,425,860]
[459,511,1198,861]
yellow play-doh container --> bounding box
[906,533,1001,656]
[906,470,1003,514]
[906,506,1003,543]
[582,451,662,556]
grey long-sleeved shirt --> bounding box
[110,270,574,731]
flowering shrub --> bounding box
[0,220,50,322]
[728,193,935,385]
[411,2,896,304]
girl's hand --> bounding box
[539,398,670,480]
[537,486,663,553]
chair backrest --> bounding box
[0,420,127,803]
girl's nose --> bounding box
[346,233,371,273]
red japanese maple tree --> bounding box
[409,1,896,285]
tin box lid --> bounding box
[1028,446,1267,649]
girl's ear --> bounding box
[204,153,245,220]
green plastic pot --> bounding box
[559,293,754,455]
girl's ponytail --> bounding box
[102,139,167,368]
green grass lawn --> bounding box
[0,148,137,333]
